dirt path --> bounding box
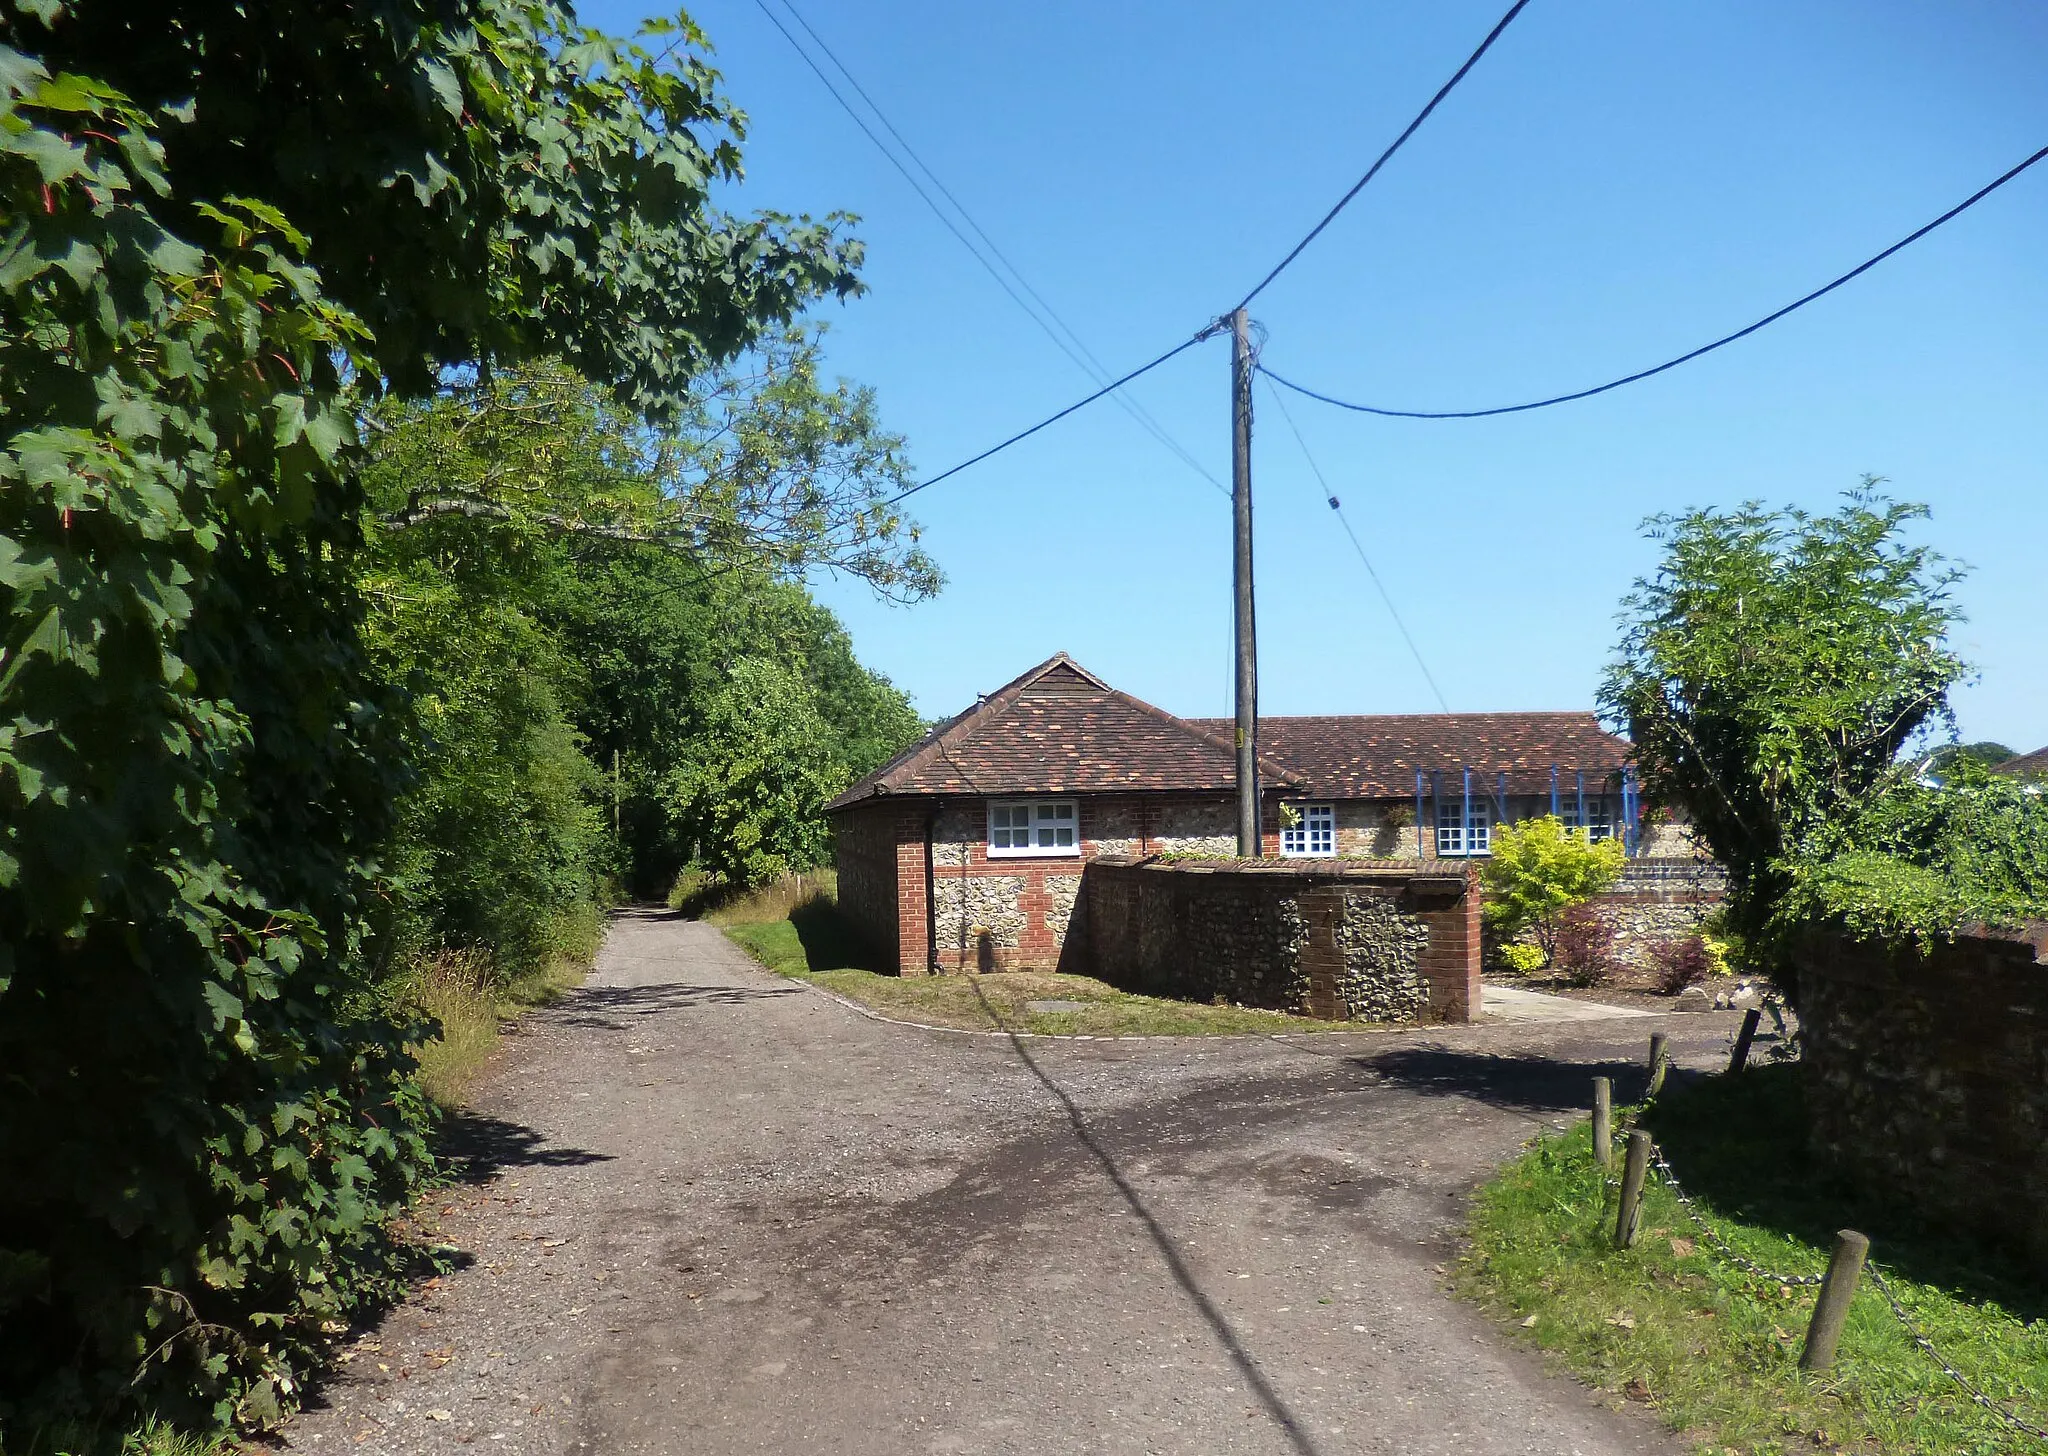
[282,909,1744,1455]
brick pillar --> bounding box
[895,811,929,976]
[1298,886,1343,1019]
[1411,869,1481,1024]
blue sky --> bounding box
[590,0,2048,749]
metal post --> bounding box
[1592,1077,1612,1169]
[1230,307,1259,858]
[1799,1231,1871,1372]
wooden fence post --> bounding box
[1645,1033,1670,1099]
[1729,1006,1762,1074]
[1614,1131,1652,1249]
[1799,1230,1871,1372]
[1592,1077,1612,1169]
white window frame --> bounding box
[1280,802,1336,858]
[987,798,1080,858]
[1559,797,1613,842]
[1436,798,1493,857]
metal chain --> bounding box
[1645,1145,1826,1287]
[1866,1264,2048,1444]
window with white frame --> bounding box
[987,798,1079,857]
[1436,798,1493,856]
[1280,802,1336,858]
[1559,797,1613,841]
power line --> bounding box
[888,328,1222,504]
[1261,142,2048,420]
[758,0,1228,497]
[1235,0,1533,311]
[1260,375,1452,713]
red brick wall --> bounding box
[830,801,928,973]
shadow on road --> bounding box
[968,983,1326,1456]
[1357,1046,1672,1113]
[552,979,800,1030]
[440,1110,615,1185]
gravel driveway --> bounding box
[281,909,1743,1455]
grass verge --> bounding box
[715,875,1370,1037]
[1458,1064,2048,1455]
[408,903,604,1107]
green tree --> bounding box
[1599,490,1967,1000]
[0,1,870,1432]
[1479,816,1627,964]
[663,657,843,887]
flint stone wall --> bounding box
[1082,856,1478,1024]
[1795,923,2048,1270]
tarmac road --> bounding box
[281,909,1744,1456]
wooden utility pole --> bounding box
[1230,306,1260,857]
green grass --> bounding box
[716,879,1371,1037]
[1459,1065,2048,1454]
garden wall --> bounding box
[1795,923,2048,1269]
[1081,856,1479,1024]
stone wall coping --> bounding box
[1092,853,1475,884]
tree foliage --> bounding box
[661,656,844,888]
[0,0,886,1434]
[1479,817,1626,964]
[1599,490,1967,999]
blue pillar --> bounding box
[1461,766,1473,859]
[1576,770,1586,835]
[1414,770,1425,858]
[1496,771,1508,824]
[1624,766,1640,856]
[1430,770,1444,860]
[1550,764,1560,818]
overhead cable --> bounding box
[1261,376,1453,713]
[888,330,1222,505]
[758,0,1228,497]
[1261,142,2048,419]
[1234,0,1533,311]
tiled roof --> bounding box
[1994,746,2048,778]
[1186,712,1631,798]
[825,654,1306,811]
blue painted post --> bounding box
[1624,766,1641,856]
[1497,771,1509,824]
[1576,770,1586,835]
[1430,770,1443,859]
[1414,771,1426,858]
[1461,766,1473,860]
[1550,764,1560,818]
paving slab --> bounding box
[1481,983,1657,1022]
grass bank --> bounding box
[1459,1064,2048,1454]
[713,874,1368,1037]
[406,902,604,1107]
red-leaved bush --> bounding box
[1552,905,1617,987]
[1647,933,1714,995]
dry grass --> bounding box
[408,905,604,1107]
[699,868,837,926]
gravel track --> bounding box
[279,909,1746,1455]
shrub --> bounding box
[1497,942,1547,975]
[1552,906,1618,987]
[1480,817,1626,965]
[1646,934,1714,995]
